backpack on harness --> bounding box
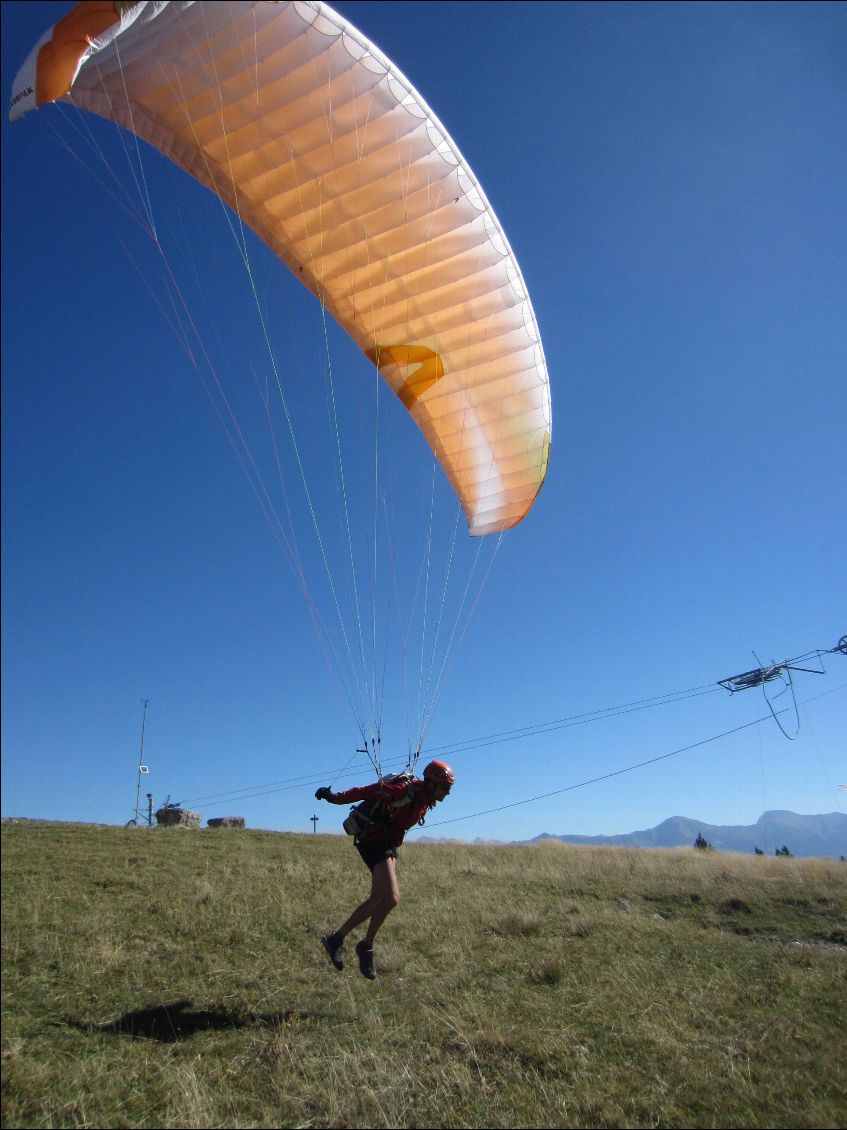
[342,771,418,841]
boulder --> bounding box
[155,807,201,829]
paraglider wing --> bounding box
[10,0,551,536]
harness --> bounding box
[342,771,425,842]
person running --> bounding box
[314,760,455,979]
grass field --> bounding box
[2,819,845,1128]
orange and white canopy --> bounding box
[10,1,551,535]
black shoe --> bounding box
[321,931,344,970]
[355,939,376,979]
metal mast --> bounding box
[133,698,150,823]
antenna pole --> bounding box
[133,698,149,823]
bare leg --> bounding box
[335,857,399,944]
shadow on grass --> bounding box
[64,998,313,1042]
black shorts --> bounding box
[356,839,398,872]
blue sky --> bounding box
[2,1,845,846]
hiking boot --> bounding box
[321,931,344,971]
[355,939,376,979]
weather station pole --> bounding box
[133,698,150,824]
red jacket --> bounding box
[330,778,431,847]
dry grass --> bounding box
[2,821,845,1128]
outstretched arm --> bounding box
[315,781,390,805]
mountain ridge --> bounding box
[527,810,846,857]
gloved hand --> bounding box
[315,786,334,801]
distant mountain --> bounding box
[529,811,847,858]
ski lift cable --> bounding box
[427,685,721,758]
[178,681,722,808]
[427,682,847,829]
[179,638,843,810]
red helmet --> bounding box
[423,760,455,789]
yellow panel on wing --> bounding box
[365,344,446,410]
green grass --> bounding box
[2,820,845,1128]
